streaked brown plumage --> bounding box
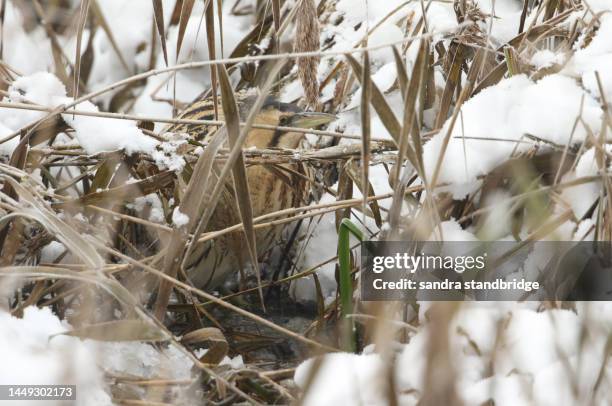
[165,94,335,288]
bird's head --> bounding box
[285,110,338,129]
[247,98,336,148]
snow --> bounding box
[132,193,165,223]
[0,123,17,157]
[334,0,457,42]
[335,0,403,25]
[287,0,458,107]
[586,0,612,13]
[531,49,565,69]
[0,72,66,144]
[0,0,251,153]
[86,0,174,108]
[94,341,194,381]
[297,303,612,406]
[0,307,111,406]
[429,219,479,242]
[0,306,219,405]
[345,63,397,110]
[564,13,612,103]
[8,72,67,107]
[422,74,602,197]
[195,349,245,370]
[0,2,54,74]
[61,100,158,155]
[560,146,612,219]
[131,0,251,126]
[150,136,187,171]
[476,0,527,45]
[1,72,158,156]
[40,241,66,263]
[292,165,393,304]
[415,3,460,42]
[368,24,405,64]
[477,190,514,240]
[172,207,189,228]
[291,194,340,303]
[294,352,387,406]
[295,7,612,380]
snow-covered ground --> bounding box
[0,307,111,406]
[0,306,244,405]
[296,302,612,406]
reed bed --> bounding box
[0,0,610,404]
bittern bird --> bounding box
[165,93,335,289]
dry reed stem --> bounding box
[294,0,321,107]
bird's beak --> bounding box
[289,112,336,129]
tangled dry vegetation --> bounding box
[0,0,610,404]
